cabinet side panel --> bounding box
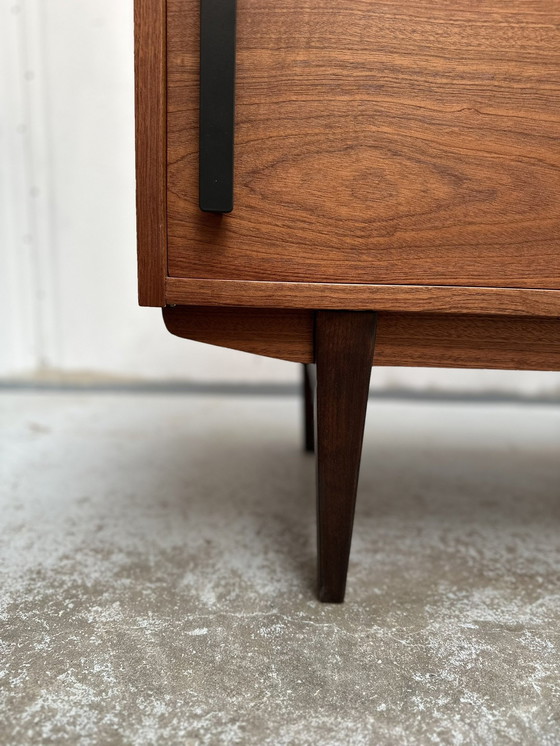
[135,0,167,306]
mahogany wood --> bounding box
[166,0,560,290]
[163,306,560,371]
[165,279,560,317]
[315,311,377,603]
[135,0,167,306]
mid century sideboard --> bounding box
[135,0,560,601]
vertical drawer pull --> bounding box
[199,0,237,213]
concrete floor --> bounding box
[0,391,559,745]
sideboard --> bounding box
[135,0,560,601]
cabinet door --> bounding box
[167,0,560,290]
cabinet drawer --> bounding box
[161,1,560,290]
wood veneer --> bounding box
[135,0,167,306]
[165,278,560,317]
[163,306,560,371]
[166,0,560,290]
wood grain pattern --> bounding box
[315,311,377,602]
[135,0,167,306]
[167,0,560,289]
[163,305,313,362]
[163,305,560,371]
[165,278,560,317]
[375,312,560,370]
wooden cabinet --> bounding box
[135,0,560,600]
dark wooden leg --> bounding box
[315,310,377,603]
[302,364,315,453]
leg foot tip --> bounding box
[318,585,346,603]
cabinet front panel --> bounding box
[167,0,560,289]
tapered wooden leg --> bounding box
[302,364,316,453]
[315,311,377,603]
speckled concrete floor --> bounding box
[0,391,559,745]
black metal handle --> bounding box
[199,0,237,213]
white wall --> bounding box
[1,0,558,396]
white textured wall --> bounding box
[1,0,558,395]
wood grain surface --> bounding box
[163,306,560,370]
[135,0,167,306]
[163,305,313,362]
[315,311,377,602]
[166,0,560,290]
[165,277,560,317]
